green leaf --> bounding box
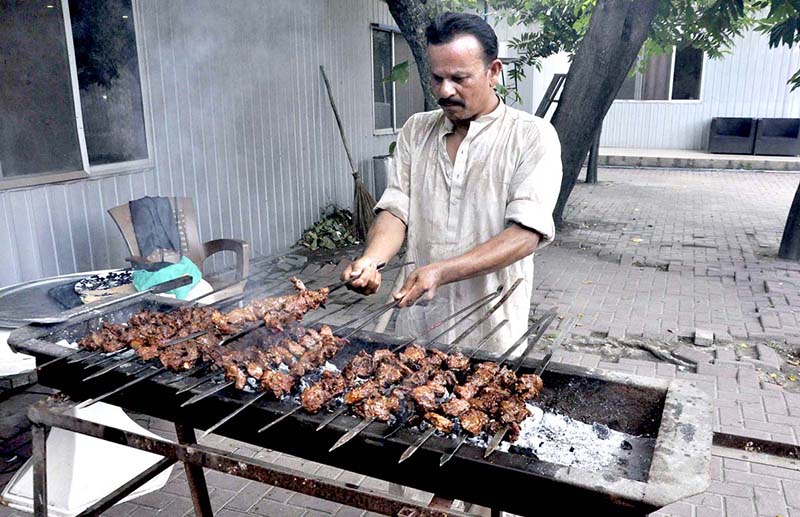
[388,141,397,155]
[320,236,336,249]
[383,61,410,85]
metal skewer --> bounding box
[202,390,272,437]
[74,365,166,409]
[483,316,576,459]
[82,353,140,381]
[175,371,221,395]
[180,379,234,407]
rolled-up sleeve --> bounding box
[505,118,562,247]
[374,118,413,224]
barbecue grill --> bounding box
[8,294,713,517]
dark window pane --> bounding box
[672,47,703,100]
[372,29,394,130]
[0,1,83,178]
[641,53,672,100]
[616,72,637,100]
[69,0,148,165]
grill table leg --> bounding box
[176,423,214,517]
[31,423,48,517]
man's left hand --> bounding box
[393,263,448,307]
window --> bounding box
[0,0,149,188]
[371,25,425,132]
[616,47,704,101]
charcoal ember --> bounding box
[592,422,610,440]
[508,445,539,459]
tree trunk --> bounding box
[779,180,800,260]
[550,0,660,224]
[386,0,439,111]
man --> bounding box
[342,12,562,352]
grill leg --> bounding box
[31,423,48,517]
[175,423,213,517]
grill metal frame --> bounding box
[9,295,714,516]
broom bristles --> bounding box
[353,177,376,242]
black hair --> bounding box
[426,12,498,65]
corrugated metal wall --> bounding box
[0,0,398,287]
[530,29,800,150]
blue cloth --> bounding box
[132,256,201,300]
[129,196,181,259]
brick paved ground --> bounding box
[2,168,800,516]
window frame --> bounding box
[370,23,400,136]
[0,0,153,191]
[613,46,706,105]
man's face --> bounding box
[427,34,502,123]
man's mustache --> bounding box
[438,98,465,108]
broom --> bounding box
[320,65,376,241]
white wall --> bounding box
[528,29,800,150]
[0,0,399,287]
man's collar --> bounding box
[439,97,505,137]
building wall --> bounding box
[529,29,800,150]
[0,0,398,287]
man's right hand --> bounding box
[341,257,382,295]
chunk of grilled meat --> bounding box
[459,409,490,436]
[260,370,296,398]
[496,367,518,388]
[343,350,374,381]
[440,397,471,417]
[515,373,544,400]
[224,363,249,390]
[411,382,446,412]
[424,349,448,370]
[301,371,347,413]
[497,397,531,424]
[469,384,512,414]
[445,352,469,372]
[372,349,395,364]
[430,369,457,388]
[353,394,401,421]
[374,362,406,386]
[344,379,381,405]
[425,412,453,433]
[399,344,426,367]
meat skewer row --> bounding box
[397,314,555,464]
[329,321,508,452]
[211,277,329,333]
[77,276,327,356]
